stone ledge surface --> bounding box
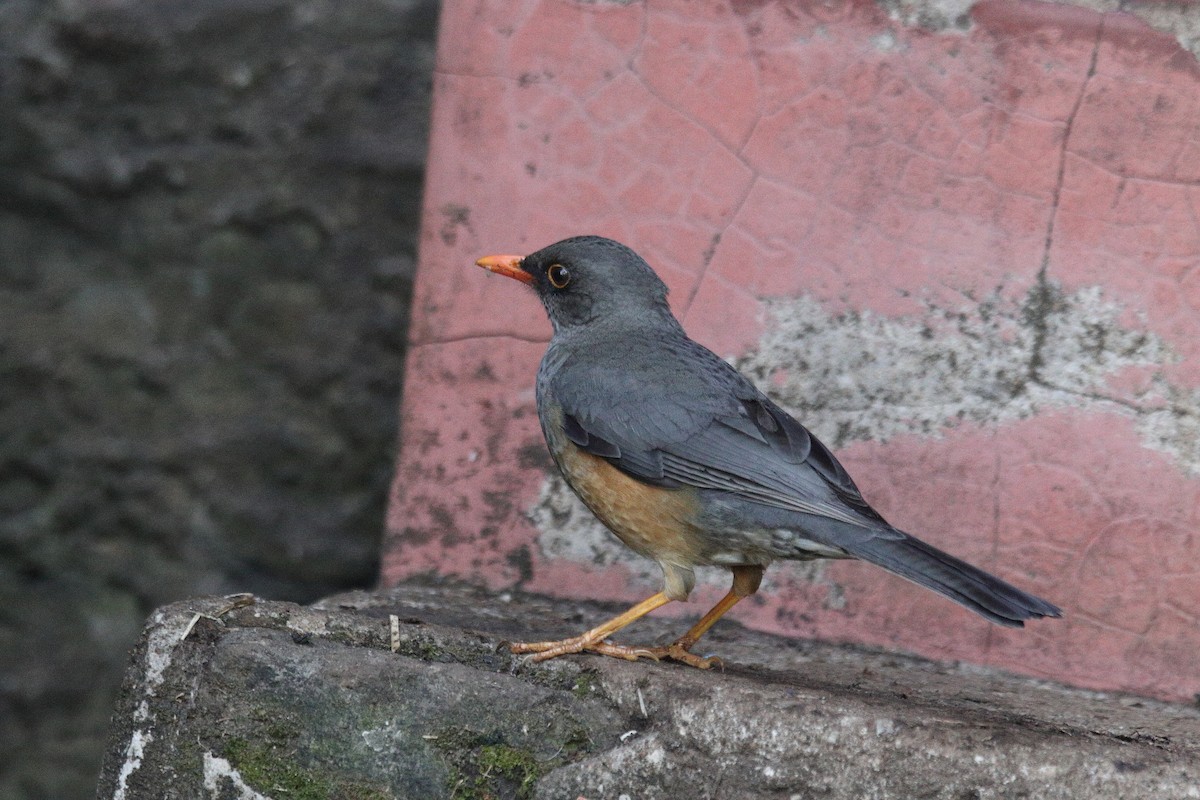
[97,583,1200,799]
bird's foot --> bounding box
[595,641,721,670]
[509,637,721,669]
[508,634,602,662]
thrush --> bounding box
[477,236,1060,668]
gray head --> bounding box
[476,236,679,334]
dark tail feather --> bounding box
[851,531,1062,627]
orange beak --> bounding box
[475,254,532,284]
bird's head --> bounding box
[476,235,677,334]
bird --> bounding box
[476,235,1061,668]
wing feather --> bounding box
[549,339,886,528]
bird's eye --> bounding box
[547,264,571,289]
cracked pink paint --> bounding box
[385,0,1200,700]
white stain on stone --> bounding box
[740,286,1197,473]
[112,729,151,800]
[139,610,192,714]
[878,0,976,32]
[202,752,275,800]
[360,719,403,752]
[111,609,194,799]
[870,30,905,53]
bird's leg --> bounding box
[509,592,674,662]
[622,564,765,669]
[509,566,764,669]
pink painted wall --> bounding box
[385,0,1200,701]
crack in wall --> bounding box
[1030,18,1103,385]
[682,174,758,319]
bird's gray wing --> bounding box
[550,339,1070,626]
[550,339,888,530]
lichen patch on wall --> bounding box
[741,284,1197,473]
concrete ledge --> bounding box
[97,582,1200,799]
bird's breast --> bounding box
[540,402,707,566]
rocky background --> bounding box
[0,1,437,797]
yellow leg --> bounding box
[509,591,674,662]
[510,565,764,669]
[629,564,764,669]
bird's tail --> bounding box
[850,531,1062,627]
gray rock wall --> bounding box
[0,1,436,797]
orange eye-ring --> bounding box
[547,264,571,289]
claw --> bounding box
[589,641,663,662]
[663,644,720,670]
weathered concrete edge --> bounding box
[96,583,1200,798]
